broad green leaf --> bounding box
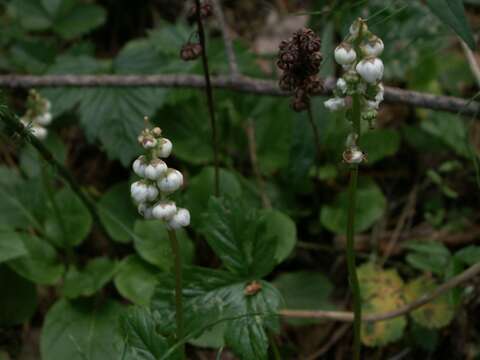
[98,182,138,243]
[119,307,170,360]
[455,245,480,266]
[425,0,475,49]
[0,265,37,326]
[152,269,283,360]
[361,129,400,164]
[404,277,455,329]
[44,187,92,248]
[8,233,64,285]
[9,0,51,30]
[114,255,159,306]
[53,4,106,39]
[320,178,387,234]
[133,220,194,271]
[41,299,125,360]
[260,209,297,263]
[19,133,66,178]
[411,322,439,352]
[62,257,117,299]
[0,229,27,263]
[114,39,167,75]
[201,197,276,278]
[274,271,335,325]
[357,263,407,347]
[184,167,242,227]
[405,240,451,275]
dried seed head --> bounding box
[187,0,213,23]
[180,42,202,61]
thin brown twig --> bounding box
[460,39,480,88]
[0,75,477,116]
[279,262,480,322]
[211,0,240,77]
[305,323,351,360]
[245,118,271,209]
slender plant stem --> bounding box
[346,93,362,360]
[195,0,220,196]
[307,103,322,175]
[168,230,185,359]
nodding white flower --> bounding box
[44,100,51,112]
[167,208,190,229]
[157,169,183,193]
[31,126,48,140]
[324,97,346,111]
[158,138,173,158]
[362,36,384,57]
[141,136,157,149]
[336,78,348,94]
[375,83,384,103]
[132,156,147,177]
[152,201,177,220]
[349,18,367,37]
[343,146,366,164]
[131,181,149,203]
[144,159,168,180]
[334,43,357,65]
[36,112,52,126]
[345,133,358,148]
[366,100,380,110]
[138,203,154,220]
[146,184,159,201]
[356,58,384,84]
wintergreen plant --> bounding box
[324,17,385,360]
[19,89,52,141]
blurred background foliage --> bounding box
[0,0,480,359]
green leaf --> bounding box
[404,276,455,329]
[184,167,242,227]
[41,299,125,360]
[9,0,51,30]
[44,187,93,248]
[8,233,64,285]
[260,209,297,263]
[114,255,159,306]
[274,271,335,325]
[98,182,138,243]
[357,263,407,347]
[201,197,276,278]
[320,178,387,234]
[133,220,194,271]
[0,229,27,264]
[62,257,117,299]
[405,240,451,275]
[20,133,66,178]
[53,4,106,39]
[119,307,170,360]
[454,245,480,266]
[425,0,475,49]
[0,265,37,326]
[361,129,401,164]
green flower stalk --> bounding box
[324,18,385,360]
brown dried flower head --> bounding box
[180,42,203,61]
[277,28,324,112]
[187,0,213,23]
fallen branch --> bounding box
[279,262,480,322]
[0,74,478,116]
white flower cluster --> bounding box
[324,18,385,164]
[130,124,190,229]
[20,89,52,141]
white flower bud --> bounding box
[362,36,384,57]
[36,112,52,126]
[349,18,368,37]
[334,43,357,65]
[167,208,190,229]
[152,201,177,220]
[356,58,384,84]
[336,78,348,94]
[142,136,157,149]
[366,100,380,110]
[131,181,149,203]
[375,83,384,103]
[138,203,154,219]
[31,126,48,140]
[146,184,159,202]
[157,169,183,193]
[350,148,365,164]
[132,156,147,178]
[144,159,168,180]
[158,138,172,158]
[324,97,346,111]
